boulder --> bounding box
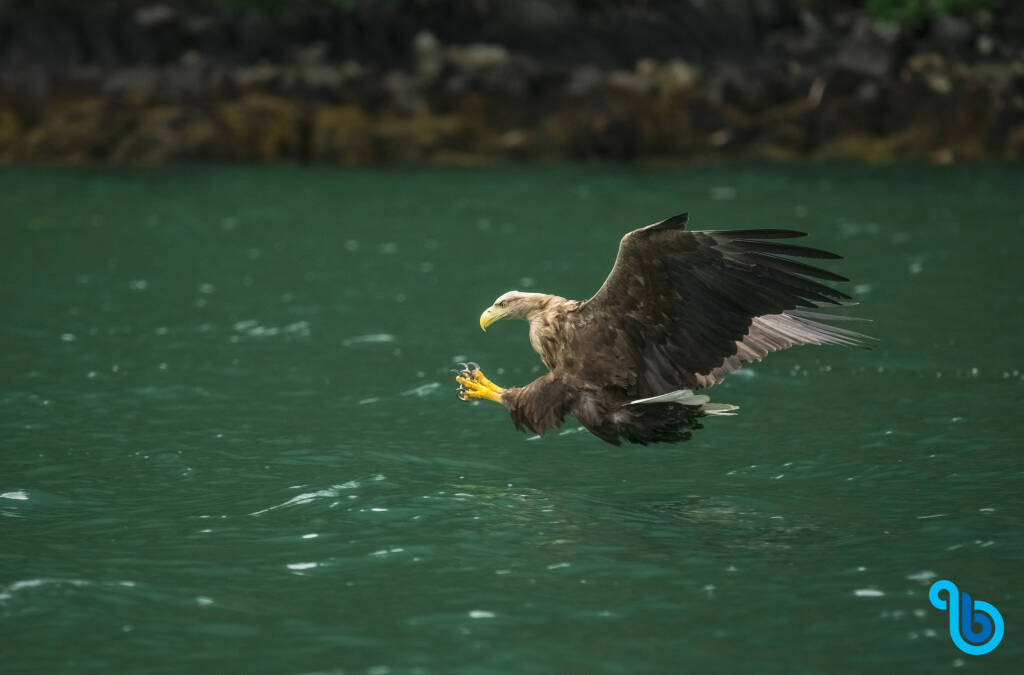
[0,105,22,159]
[217,93,302,159]
[310,105,373,162]
[110,105,219,163]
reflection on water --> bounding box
[1,165,1022,673]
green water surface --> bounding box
[2,165,1022,674]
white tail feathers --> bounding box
[629,389,708,406]
[627,389,739,416]
[702,402,740,416]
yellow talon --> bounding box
[470,368,502,394]
[456,366,504,403]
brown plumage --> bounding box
[459,213,870,445]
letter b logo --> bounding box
[930,579,1004,655]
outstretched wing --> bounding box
[573,213,870,393]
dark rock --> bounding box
[311,105,373,162]
[857,80,880,104]
[976,34,996,57]
[607,70,652,96]
[447,44,509,72]
[383,70,426,115]
[372,112,473,162]
[163,66,207,100]
[232,65,281,91]
[1007,124,1024,159]
[111,105,220,163]
[649,60,701,94]
[22,97,132,161]
[236,11,274,62]
[414,31,443,83]
[103,67,161,98]
[495,0,569,31]
[769,9,830,58]
[217,93,302,160]
[566,66,603,97]
[300,65,346,94]
[293,42,329,66]
[0,104,21,159]
[836,19,901,78]
[930,15,974,53]
[134,5,176,29]
[0,64,51,107]
[184,15,216,36]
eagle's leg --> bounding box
[456,364,504,403]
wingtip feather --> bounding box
[715,229,808,239]
[646,213,689,231]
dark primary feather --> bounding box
[727,239,842,259]
[570,214,870,395]
[713,228,808,239]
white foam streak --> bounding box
[250,481,360,516]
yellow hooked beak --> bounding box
[479,305,507,331]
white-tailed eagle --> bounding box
[456,213,870,445]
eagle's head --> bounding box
[479,291,550,331]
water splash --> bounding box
[343,333,395,346]
[233,319,311,339]
[401,382,440,397]
[250,481,362,516]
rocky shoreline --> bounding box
[1,1,1023,163]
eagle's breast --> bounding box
[527,300,578,371]
[528,315,562,370]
